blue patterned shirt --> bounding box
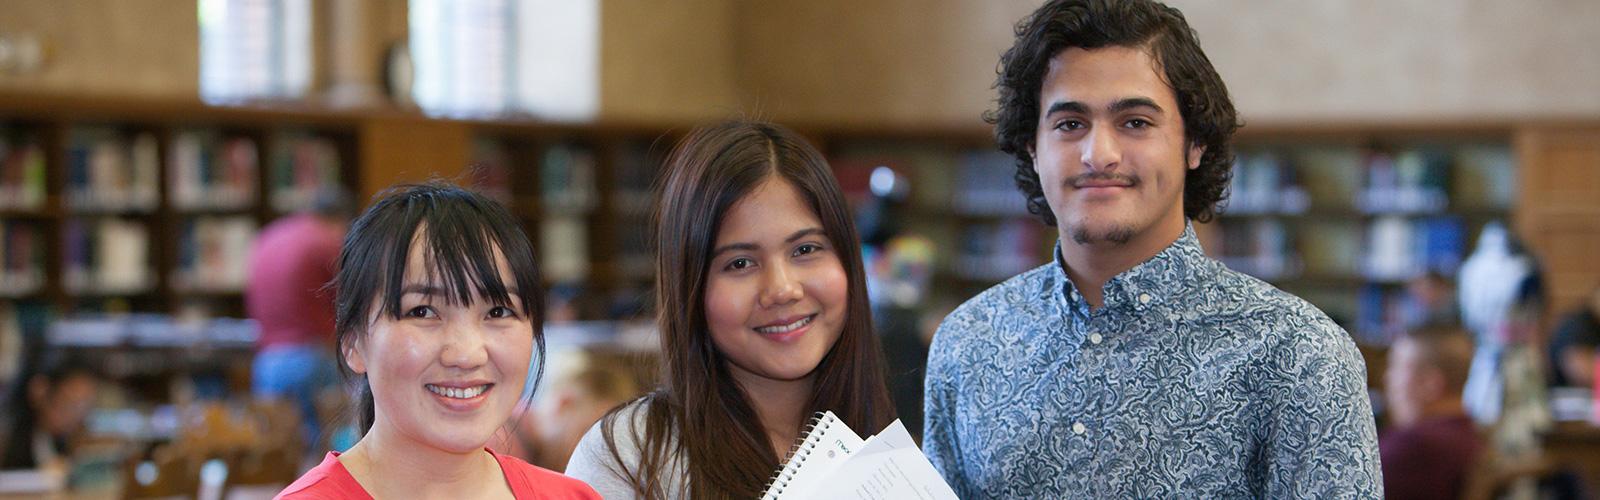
[923,225,1382,498]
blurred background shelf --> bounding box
[5,93,1600,345]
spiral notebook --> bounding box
[760,411,958,500]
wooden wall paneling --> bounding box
[356,117,472,202]
[1515,127,1600,316]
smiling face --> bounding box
[1032,45,1201,247]
[703,176,848,387]
[343,228,534,454]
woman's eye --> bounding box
[726,258,753,271]
[794,243,823,256]
[405,306,437,319]
[487,306,519,319]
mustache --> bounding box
[1064,172,1139,188]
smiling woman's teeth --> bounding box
[756,315,813,334]
[426,384,488,399]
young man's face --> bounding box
[1031,45,1202,246]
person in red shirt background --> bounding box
[246,188,352,450]
[1381,323,1484,500]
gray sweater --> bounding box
[565,399,690,499]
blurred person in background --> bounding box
[1401,271,1459,332]
[500,346,642,471]
[1458,222,1549,500]
[0,350,101,471]
[246,188,353,450]
[1381,323,1481,500]
[1548,285,1600,388]
[858,166,936,440]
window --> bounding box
[198,0,312,104]
[409,0,598,120]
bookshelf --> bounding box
[465,124,678,320]
[0,96,360,325]
[1220,127,1517,345]
[809,124,1529,345]
[5,93,1596,344]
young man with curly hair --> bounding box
[922,0,1383,497]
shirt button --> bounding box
[1138,293,1152,304]
[1072,422,1086,435]
[1089,332,1103,345]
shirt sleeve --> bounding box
[922,315,971,498]
[1259,320,1385,499]
[563,419,642,500]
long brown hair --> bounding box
[601,120,895,498]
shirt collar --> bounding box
[1053,222,1209,314]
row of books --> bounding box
[1226,145,1515,215]
[66,129,162,212]
[63,218,153,294]
[46,313,257,348]
[1355,285,1440,346]
[1363,216,1467,281]
[953,151,1029,216]
[0,221,44,295]
[544,143,599,211]
[0,131,46,210]
[1216,216,1468,283]
[15,216,262,295]
[0,304,22,388]
[25,128,345,214]
[1226,152,1310,215]
[609,142,657,216]
[1355,150,1451,214]
[169,131,259,210]
[1216,218,1302,280]
[171,216,257,292]
[951,219,1048,282]
[267,134,344,213]
[468,140,601,211]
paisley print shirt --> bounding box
[923,225,1382,498]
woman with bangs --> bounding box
[565,121,896,499]
[277,182,599,499]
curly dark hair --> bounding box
[986,0,1240,225]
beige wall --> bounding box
[598,0,743,123]
[0,0,199,98]
[734,0,1600,127]
[1171,0,1600,122]
[4,1,1599,124]
[731,0,1035,128]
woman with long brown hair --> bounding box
[564,120,895,499]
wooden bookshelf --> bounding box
[0,94,363,319]
[799,123,1598,345]
[4,92,1597,337]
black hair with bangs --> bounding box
[331,180,545,435]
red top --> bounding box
[1378,414,1483,500]
[275,449,601,500]
[246,214,343,349]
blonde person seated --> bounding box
[276,182,599,499]
[499,347,644,471]
[565,121,897,498]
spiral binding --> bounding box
[759,411,835,500]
